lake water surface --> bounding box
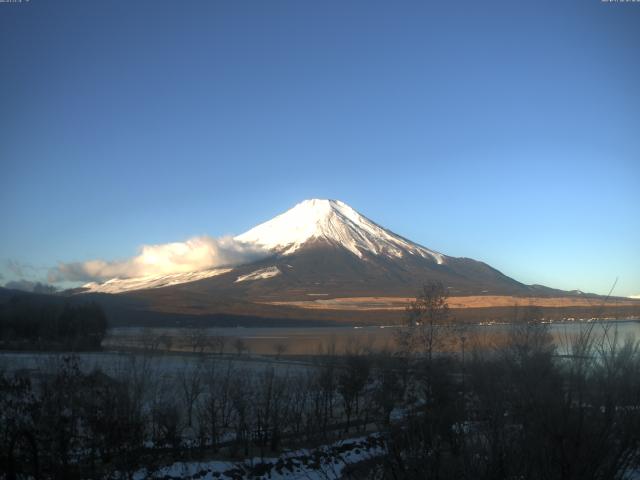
[105,320,640,355]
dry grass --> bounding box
[261,295,640,311]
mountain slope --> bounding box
[235,199,445,263]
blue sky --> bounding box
[1,0,639,296]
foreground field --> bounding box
[3,320,640,479]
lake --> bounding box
[105,319,640,356]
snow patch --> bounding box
[131,434,385,480]
[81,268,232,294]
[235,266,281,283]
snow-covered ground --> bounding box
[626,469,640,480]
[130,435,385,480]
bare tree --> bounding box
[158,334,173,352]
[141,327,161,352]
[337,354,371,433]
[373,352,404,426]
[179,365,203,428]
[256,367,275,448]
[151,399,181,449]
[188,328,208,354]
[406,282,450,363]
[288,374,312,438]
[198,358,235,450]
[234,338,247,356]
[229,370,252,456]
[211,335,227,355]
[274,343,288,360]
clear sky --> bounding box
[1,0,639,297]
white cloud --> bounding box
[49,236,270,283]
[630,294,640,299]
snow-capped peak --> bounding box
[235,199,444,263]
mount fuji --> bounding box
[82,199,526,296]
[73,199,617,325]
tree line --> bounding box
[0,294,107,351]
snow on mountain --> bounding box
[81,268,232,294]
[79,199,444,294]
[235,266,281,283]
[235,199,445,263]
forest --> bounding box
[0,294,107,351]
